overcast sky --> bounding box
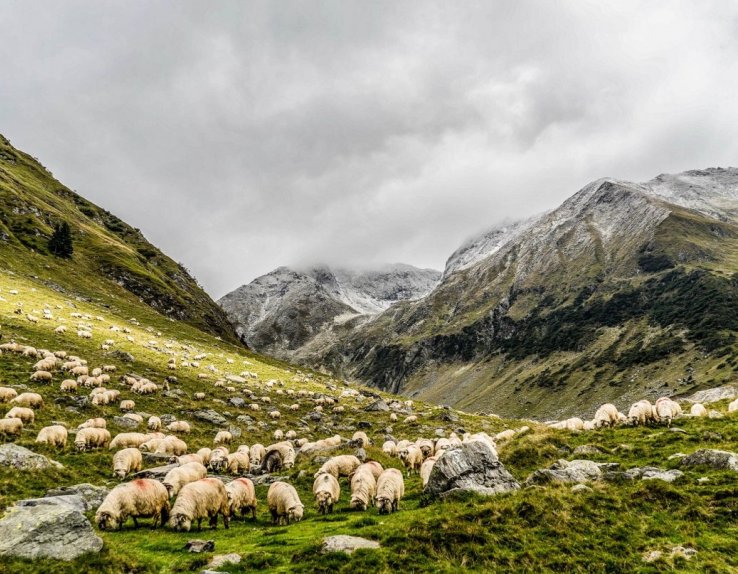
[1,1,737,297]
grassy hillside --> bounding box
[1,268,738,572]
[0,134,237,343]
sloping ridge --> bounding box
[0,134,238,343]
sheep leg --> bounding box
[251,506,257,520]
[223,513,229,530]
[132,517,139,528]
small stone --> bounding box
[321,535,380,554]
[642,550,663,563]
[571,484,592,493]
[669,427,687,434]
[573,445,602,456]
[671,546,697,559]
[185,539,215,553]
[209,553,241,568]
[434,428,446,437]
[668,453,687,460]
[697,477,710,484]
[357,421,372,429]
[708,410,724,419]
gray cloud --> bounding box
[1,1,737,296]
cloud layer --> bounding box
[1,1,737,296]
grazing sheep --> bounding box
[109,432,149,450]
[96,479,170,530]
[196,447,212,465]
[11,392,43,409]
[208,446,230,472]
[266,441,296,469]
[214,430,233,446]
[398,445,423,476]
[0,417,23,438]
[29,371,53,383]
[54,325,67,334]
[273,429,284,441]
[416,438,434,458]
[313,473,341,514]
[35,425,67,448]
[654,397,682,427]
[269,410,281,419]
[194,392,205,400]
[120,400,135,412]
[352,431,370,447]
[226,451,250,474]
[249,443,266,467]
[112,448,143,479]
[155,435,188,456]
[163,461,208,496]
[0,387,18,403]
[60,379,78,393]
[314,455,361,479]
[123,413,144,424]
[166,420,191,434]
[267,481,304,525]
[382,441,397,457]
[175,454,204,465]
[690,403,708,417]
[5,406,35,425]
[404,415,418,424]
[375,468,404,514]
[350,466,377,511]
[628,400,655,426]
[78,417,106,429]
[169,478,230,531]
[593,403,620,428]
[434,438,451,454]
[147,416,162,431]
[420,455,439,488]
[75,427,111,451]
[289,403,299,411]
[226,477,257,520]
[285,430,297,440]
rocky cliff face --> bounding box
[317,168,738,418]
[218,264,441,359]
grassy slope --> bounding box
[1,271,738,573]
[0,134,237,343]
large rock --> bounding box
[193,409,228,426]
[679,449,738,471]
[603,467,684,483]
[424,440,520,497]
[364,400,389,412]
[0,504,102,560]
[46,483,109,510]
[113,415,140,430]
[685,384,738,404]
[228,397,246,408]
[0,444,63,471]
[525,459,617,486]
[321,535,380,554]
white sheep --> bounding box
[654,397,682,426]
[0,387,18,403]
[78,417,106,429]
[166,420,191,434]
[313,473,341,514]
[314,454,361,479]
[690,403,708,417]
[35,425,67,448]
[109,432,149,450]
[10,392,43,409]
[75,427,111,451]
[0,417,23,438]
[350,465,377,511]
[168,477,230,531]
[5,406,35,425]
[214,430,233,446]
[226,477,257,520]
[120,399,135,412]
[96,479,170,530]
[147,416,162,431]
[420,455,439,488]
[593,403,619,428]
[226,451,250,474]
[267,481,304,525]
[29,371,53,383]
[112,448,143,479]
[375,468,405,514]
[163,461,208,496]
[249,443,266,467]
[398,445,423,476]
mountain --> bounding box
[218,263,441,359]
[0,134,238,342]
[306,168,738,419]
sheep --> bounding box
[120,399,135,412]
[249,443,266,467]
[10,392,43,409]
[109,432,149,450]
[420,455,439,487]
[0,417,23,438]
[5,406,35,425]
[268,410,281,419]
[0,387,18,403]
[628,400,655,426]
[226,451,251,475]
[226,477,257,520]
[29,371,53,383]
[112,448,143,479]
[33,358,57,371]
[729,398,738,413]
[123,413,144,424]
[249,403,260,411]
[355,460,383,480]
[147,416,162,431]
[60,379,78,393]
[654,397,682,427]
[593,403,620,428]
[139,438,165,452]
[285,430,297,440]
[690,403,708,418]
[314,455,361,479]
[54,325,67,334]
[434,438,451,454]
[266,441,296,469]
[166,420,191,434]
[208,446,230,472]
[194,392,206,400]
[196,447,213,465]
[352,431,370,448]
[35,425,67,448]
[78,417,106,429]
[163,461,208,497]
[155,435,188,456]
[375,468,404,514]
[415,438,434,458]
[267,481,304,525]
[350,465,377,511]
[289,403,299,411]
[382,441,397,457]
[96,479,170,530]
[404,415,418,424]
[175,454,204,465]
[75,427,111,451]
[273,429,284,441]
[398,445,423,476]
[214,430,233,446]
[313,473,341,515]
[169,478,230,531]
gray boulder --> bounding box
[186,539,215,553]
[194,409,228,426]
[0,444,63,471]
[321,535,380,554]
[228,397,246,408]
[113,415,140,430]
[679,449,738,471]
[425,440,520,497]
[0,504,102,560]
[364,400,389,412]
[573,445,602,456]
[525,459,616,486]
[46,483,109,510]
[604,467,684,483]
